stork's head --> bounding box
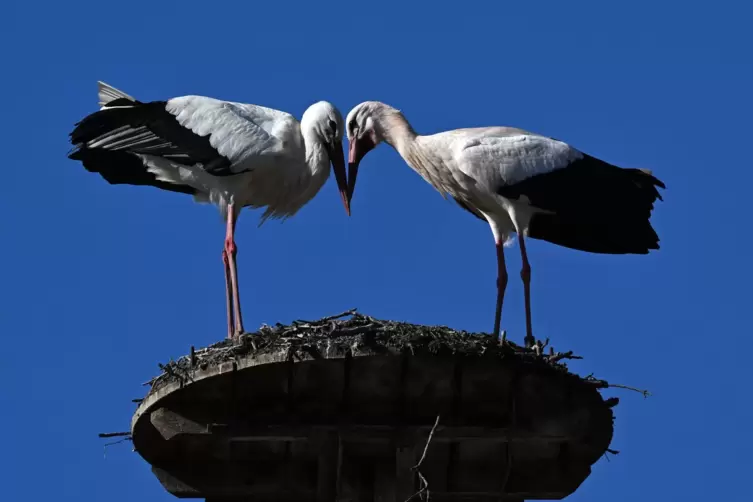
[345,101,401,211]
[302,101,348,215]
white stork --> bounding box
[68,82,349,338]
[345,101,665,347]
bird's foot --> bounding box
[232,331,247,343]
[498,330,507,344]
[524,334,536,351]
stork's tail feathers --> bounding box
[97,81,137,108]
[68,84,195,197]
[69,148,197,196]
[528,213,661,254]
[522,157,666,255]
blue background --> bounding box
[1,0,751,500]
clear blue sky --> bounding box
[1,0,751,500]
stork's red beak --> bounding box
[347,134,376,211]
[328,139,350,216]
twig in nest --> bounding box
[353,312,379,323]
[295,308,358,325]
[602,448,620,462]
[142,376,160,387]
[608,383,651,398]
[98,432,131,438]
[103,437,132,458]
[405,415,441,502]
[281,327,299,338]
[330,323,385,338]
[158,363,178,380]
[547,350,584,363]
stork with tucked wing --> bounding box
[345,101,664,346]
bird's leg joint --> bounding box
[520,261,531,282]
[497,269,508,290]
[224,238,238,258]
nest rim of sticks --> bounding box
[140,309,636,401]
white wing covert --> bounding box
[455,132,584,189]
[166,96,304,174]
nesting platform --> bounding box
[131,313,616,501]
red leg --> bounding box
[222,249,234,339]
[493,241,508,338]
[225,204,245,336]
[519,234,534,347]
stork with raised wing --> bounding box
[69,82,349,338]
[345,101,665,347]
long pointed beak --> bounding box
[347,140,360,208]
[329,139,350,216]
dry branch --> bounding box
[406,415,441,502]
[608,383,651,398]
[547,350,584,363]
[294,308,358,325]
[98,431,131,438]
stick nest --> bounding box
[142,310,629,401]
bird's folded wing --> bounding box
[70,100,231,172]
[455,132,583,189]
[455,130,664,220]
[166,97,303,174]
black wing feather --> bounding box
[68,98,237,192]
[70,100,231,169]
[499,154,666,254]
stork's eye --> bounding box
[328,120,337,136]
